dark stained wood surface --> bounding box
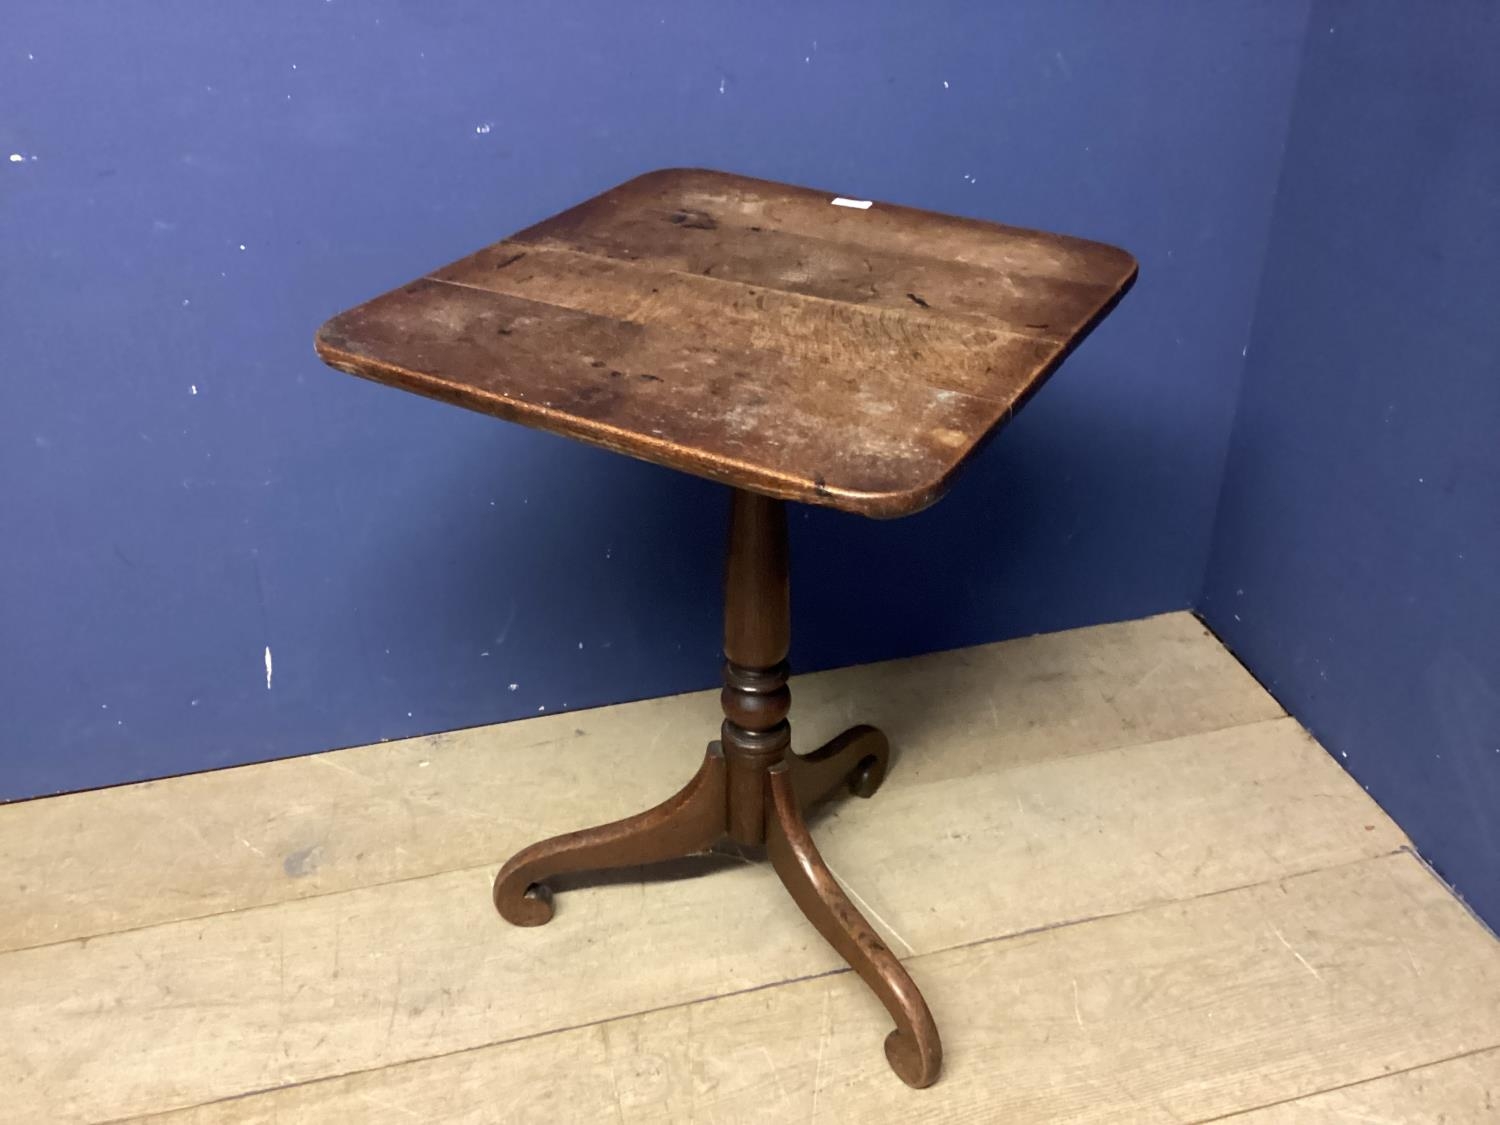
[316,168,1136,517]
[492,487,942,1085]
[720,490,791,845]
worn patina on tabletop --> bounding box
[317,168,1135,517]
[316,169,1135,1088]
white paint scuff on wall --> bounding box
[264,646,273,690]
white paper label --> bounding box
[830,197,873,210]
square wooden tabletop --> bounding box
[316,168,1135,518]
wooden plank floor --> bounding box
[1,612,1495,1123]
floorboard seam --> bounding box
[0,611,1225,813]
[2,714,1304,958]
[1186,1042,1500,1123]
[98,848,1415,1125]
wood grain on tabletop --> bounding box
[315,168,1137,517]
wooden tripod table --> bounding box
[316,168,1135,1088]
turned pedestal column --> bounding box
[314,166,1136,1088]
[491,490,940,1087]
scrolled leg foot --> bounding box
[764,762,941,1088]
[785,724,891,811]
[884,1027,941,1089]
[493,744,728,926]
[499,881,555,927]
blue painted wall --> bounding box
[1201,1,1500,927]
[1,2,1308,799]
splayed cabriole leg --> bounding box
[765,761,942,1088]
[492,488,942,1086]
[492,745,727,926]
[786,724,891,811]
